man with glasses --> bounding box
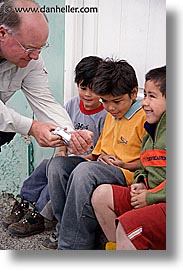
[7,29,50,55]
[0,0,93,153]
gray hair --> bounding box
[0,0,46,33]
[0,0,21,31]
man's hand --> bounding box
[68,130,93,155]
[29,121,93,153]
[28,120,65,147]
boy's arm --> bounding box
[130,181,166,209]
[82,153,99,161]
[132,160,148,184]
[55,145,68,157]
[96,155,140,171]
[117,160,140,172]
[132,160,166,205]
[146,180,166,205]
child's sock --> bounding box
[105,242,116,250]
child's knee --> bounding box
[72,161,91,178]
[47,157,62,179]
[91,184,112,209]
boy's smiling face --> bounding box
[78,84,101,110]
[100,90,137,119]
[142,80,166,124]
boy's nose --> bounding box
[107,104,115,112]
[142,97,149,106]
[84,91,91,96]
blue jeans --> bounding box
[47,156,87,233]
[20,159,53,220]
[48,157,126,249]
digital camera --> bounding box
[51,127,71,146]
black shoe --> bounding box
[2,195,29,228]
[42,232,58,250]
[8,204,45,237]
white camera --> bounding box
[51,127,71,146]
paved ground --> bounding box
[0,192,56,250]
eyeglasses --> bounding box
[12,36,49,54]
[6,28,49,54]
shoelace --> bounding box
[21,211,38,224]
[14,210,21,216]
[19,201,38,224]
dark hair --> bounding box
[0,0,47,32]
[93,58,138,97]
[74,56,103,89]
[145,66,166,97]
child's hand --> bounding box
[97,154,118,166]
[130,182,146,195]
[69,130,93,155]
[54,150,68,157]
[110,158,125,168]
[130,190,148,209]
[54,145,68,157]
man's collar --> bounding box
[0,58,7,64]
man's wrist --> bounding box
[28,120,37,136]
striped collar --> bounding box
[113,98,142,120]
[124,98,142,119]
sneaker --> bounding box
[8,205,45,237]
[2,195,29,228]
[42,232,58,250]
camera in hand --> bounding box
[51,127,71,146]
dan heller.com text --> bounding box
[39,4,98,14]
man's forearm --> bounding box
[0,101,32,134]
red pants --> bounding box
[112,185,166,250]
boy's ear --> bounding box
[131,87,138,99]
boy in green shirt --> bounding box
[92,66,166,250]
